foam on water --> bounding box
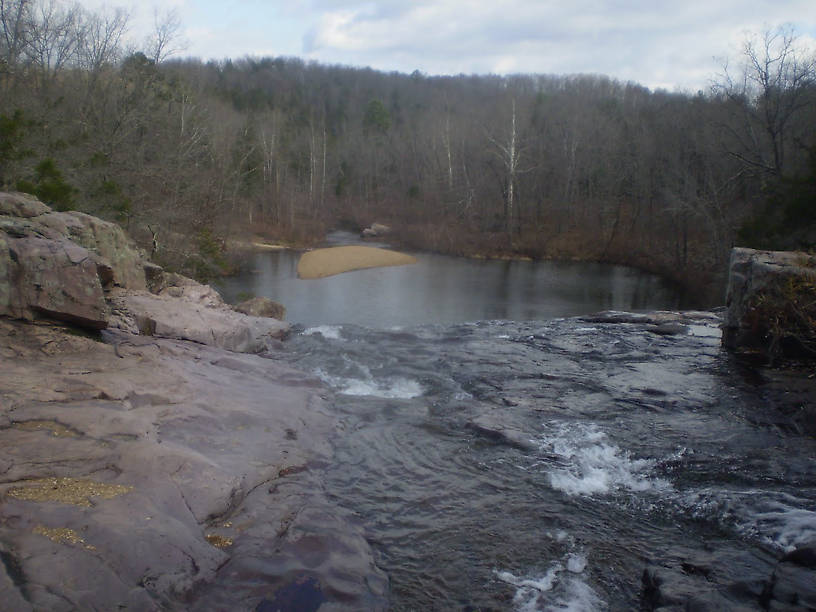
[687,324,722,338]
[536,422,670,497]
[303,325,343,339]
[681,488,816,552]
[495,549,604,611]
[496,566,561,612]
[315,368,424,399]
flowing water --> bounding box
[216,237,816,610]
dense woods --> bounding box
[2,1,815,302]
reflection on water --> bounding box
[216,242,687,328]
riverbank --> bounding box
[0,192,387,609]
[381,222,726,308]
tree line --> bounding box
[2,0,814,301]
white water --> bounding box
[496,551,604,612]
[534,422,671,497]
[303,325,343,339]
[314,367,424,399]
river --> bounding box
[214,237,816,611]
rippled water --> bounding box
[278,316,816,610]
[219,241,813,609]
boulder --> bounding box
[722,247,816,360]
[0,192,151,329]
[233,296,286,320]
[1,233,108,329]
[361,222,390,238]
[0,191,51,218]
[0,191,290,352]
[157,273,226,307]
[51,211,147,290]
[109,290,289,353]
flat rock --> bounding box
[110,290,289,353]
[0,318,386,610]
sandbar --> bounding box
[297,245,417,279]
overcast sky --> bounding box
[98,0,816,92]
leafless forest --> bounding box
[2,1,814,301]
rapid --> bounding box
[274,314,816,610]
[217,239,816,610]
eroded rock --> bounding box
[722,247,816,360]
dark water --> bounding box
[218,238,816,610]
[215,233,686,328]
[277,316,816,610]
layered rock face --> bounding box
[0,192,288,352]
[722,247,816,360]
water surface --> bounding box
[216,234,687,327]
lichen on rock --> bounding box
[7,477,132,506]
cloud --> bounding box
[298,0,816,89]
[77,0,816,90]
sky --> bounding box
[86,0,816,92]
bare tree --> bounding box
[26,0,81,90]
[76,4,128,73]
[145,7,185,64]
[0,0,32,79]
[716,26,816,179]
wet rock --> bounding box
[781,543,816,568]
[467,414,536,451]
[722,247,816,360]
[233,296,286,320]
[641,565,757,611]
[255,574,325,612]
[762,544,816,610]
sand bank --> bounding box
[297,245,417,279]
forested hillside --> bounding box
[2,1,814,301]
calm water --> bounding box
[216,234,687,327]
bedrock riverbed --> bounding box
[0,319,387,610]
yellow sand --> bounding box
[297,246,417,279]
